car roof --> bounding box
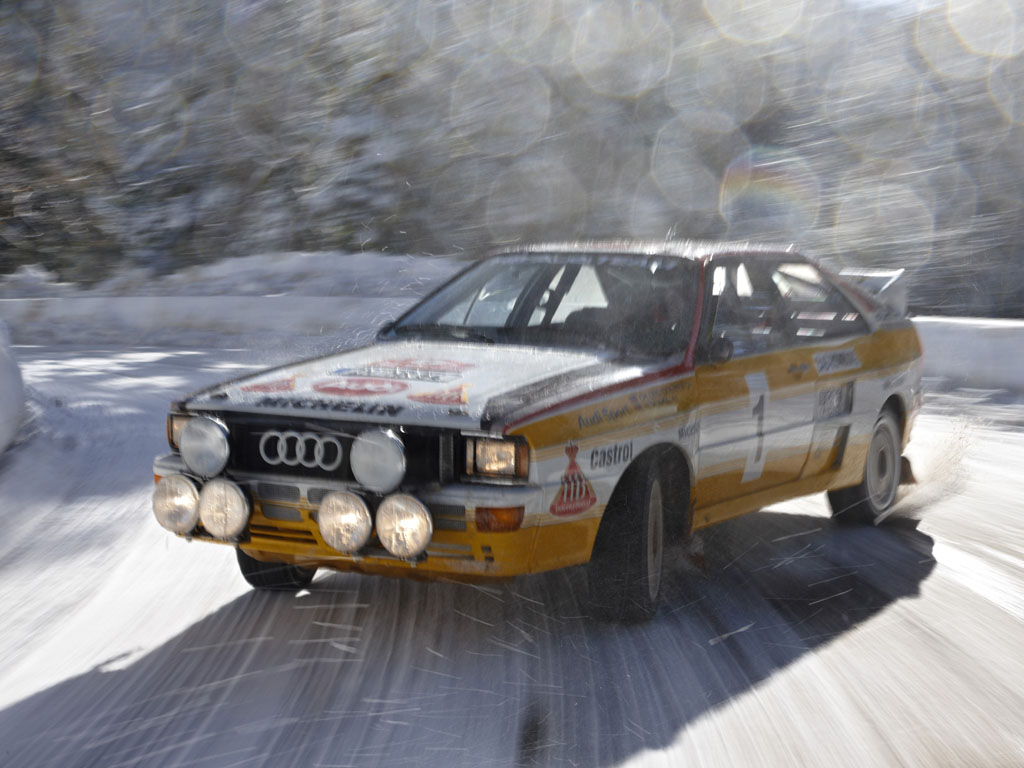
[488,239,801,262]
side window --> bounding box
[710,260,786,357]
[556,261,696,356]
[772,263,868,340]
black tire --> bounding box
[236,548,317,590]
[586,457,666,622]
[828,409,901,525]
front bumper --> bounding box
[153,453,551,579]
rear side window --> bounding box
[709,261,788,357]
[772,263,868,340]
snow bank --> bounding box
[0,321,25,454]
[0,251,464,299]
[0,295,416,347]
[0,251,461,348]
[914,317,1024,392]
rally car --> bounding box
[152,241,922,620]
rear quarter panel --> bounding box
[813,321,922,489]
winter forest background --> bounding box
[1,0,1023,316]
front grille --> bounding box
[247,514,475,561]
[431,504,467,531]
[261,503,303,522]
[258,482,300,502]
[222,414,455,486]
[249,523,319,546]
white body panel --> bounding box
[187,340,612,431]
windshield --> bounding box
[386,253,700,358]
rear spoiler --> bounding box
[838,268,908,316]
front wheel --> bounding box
[828,410,901,525]
[586,458,665,622]
[236,548,317,590]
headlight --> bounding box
[153,474,200,533]
[180,417,230,477]
[350,429,405,492]
[317,491,373,553]
[166,413,191,451]
[198,478,250,539]
[465,437,529,479]
[376,494,432,559]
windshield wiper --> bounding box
[388,323,496,344]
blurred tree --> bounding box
[0,0,1021,314]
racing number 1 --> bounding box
[743,373,770,483]
[752,393,765,462]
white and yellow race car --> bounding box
[153,241,922,621]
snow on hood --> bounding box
[186,340,613,430]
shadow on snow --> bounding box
[0,510,934,768]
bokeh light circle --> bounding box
[571,0,673,98]
[651,119,722,216]
[450,58,551,157]
[989,54,1024,123]
[224,0,325,72]
[947,0,1022,59]
[490,0,555,51]
[720,149,821,241]
[485,159,587,242]
[915,8,991,81]
[703,0,804,45]
[832,181,935,270]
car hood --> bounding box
[184,340,637,432]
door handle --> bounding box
[788,363,809,375]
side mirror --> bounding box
[708,336,734,364]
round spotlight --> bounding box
[180,417,230,477]
[153,474,200,533]
[350,429,406,493]
[376,494,433,559]
[198,478,250,539]
[317,492,373,553]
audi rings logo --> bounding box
[258,430,344,471]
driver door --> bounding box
[694,256,816,522]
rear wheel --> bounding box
[828,410,901,525]
[236,548,316,590]
[586,458,665,622]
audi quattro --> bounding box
[152,240,922,621]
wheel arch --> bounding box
[606,443,694,538]
[881,393,906,440]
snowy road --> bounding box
[1,346,1023,767]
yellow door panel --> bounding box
[695,345,816,517]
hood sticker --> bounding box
[255,396,403,416]
[333,358,474,384]
[408,384,470,406]
[550,444,597,517]
[313,378,409,397]
[241,376,297,393]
